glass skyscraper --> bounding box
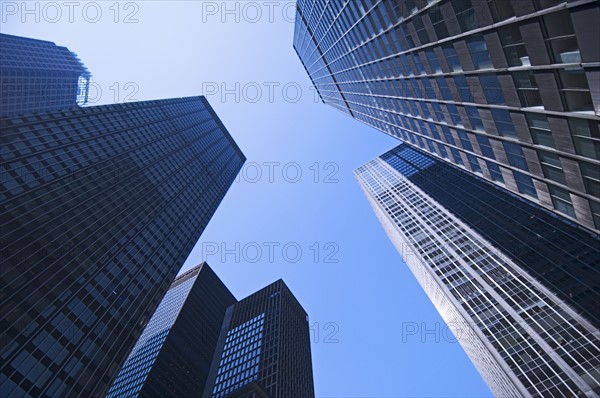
[106,263,236,398]
[0,96,245,397]
[355,144,600,397]
[203,280,315,398]
[0,34,90,117]
[294,0,600,232]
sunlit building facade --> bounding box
[106,263,236,398]
[356,144,600,397]
[0,96,245,397]
[0,33,90,117]
[203,280,315,398]
[295,0,600,232]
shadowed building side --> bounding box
[0,96,245,397]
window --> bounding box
[450,147,465,166]
[453,0,479,32]
[538,151,566,184]
[443,44,462,72]
[437,142,450,159]
[420,103,433,121]
[569,118,600,159]
[467,154,482,173]
[465,106,484,131]
[422,78,436,99]
[487,161,505,183]
[580,162,600,198]
[558,68,594,113]
[543,10,581,64]
[410,79,422,98]
[476,135,496,159]
[499,25,529,67]
[467,35,493,70]
[442,125,455,145]
[401,24,415,48]
[431,125,442,141]
[458,130,473,151]
[435,77,453,101]
[447,104,463,126]
[426,50,442,73]
[432,102,445,121]
[513,170,537,198]
[492,109,517,138]
[487,0,515,22]
[412,15,430,45]
[412,53,426,75]
[454,75,473,102]
[429,5,449,39]
[534,0,564,10]
[503,142,529,171]
[527,113,555,148]
[513,71,542,108]
[480,74,505,105]
[548,185,576,217]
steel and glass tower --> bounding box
[294,0,600,232]
[106,263,236,398]
[0,96,245,397]
[0,34,90,117]
[355,144,600,397]
[203,280,315,398]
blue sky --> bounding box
[2,1,492,396]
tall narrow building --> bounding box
[294,0,600,232]
[355,144,600,397]
[106,263,237,398]
[0,34,90,117]
[0,96,245,397]
[203,280,315,398]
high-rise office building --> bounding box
[355,144,600,397]
[294,0,600,232]
[0,96,245,397]
[203,280,315,398]
[106,263,236,398]
[0,34,90,117]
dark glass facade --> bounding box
[0,96,245,397]
[381,143,600,328]
[0,34,90,117]
[294,0,600,232]
[203,280,314,398]
[356,146,600,396]
[106,263,236,398]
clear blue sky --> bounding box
[2,1,492,396]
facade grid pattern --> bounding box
[295,0,600,232]
[203,280,315,398]
[106,272,197,398]
[0,97,245,398]
[356,152,600,397]
[0,34,90,117]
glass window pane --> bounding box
[513,170,537,198]
[492,109,517,138]
[548,185,576,217]
[467,35,493,69]
[503,142,529,171]
[480,74,505,105]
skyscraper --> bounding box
[355,144,600,397]
[294,0,600,232]
[106,263,237,398]
[0,34,90,117]
[0,96,245,397]
[203,280,315,398]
